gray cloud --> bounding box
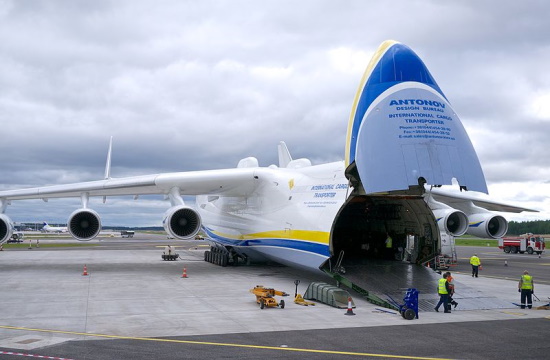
[1,0,549,225]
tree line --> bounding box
[507,220,550,236]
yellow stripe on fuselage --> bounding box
[345,40,398,166]
[210,229,330,245]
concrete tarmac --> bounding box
[1,236,549,359]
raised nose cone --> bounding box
[367,42,444,93]
[346,41,487,194]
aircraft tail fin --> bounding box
[277,141,293,168]
[345,40,487,194]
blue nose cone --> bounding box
[368,42,445,94]
[345,41,487,194]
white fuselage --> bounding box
[196,161,349,270]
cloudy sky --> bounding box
[1,0,549,227]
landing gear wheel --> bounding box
[260,299,265,309]
[403,308,416,320]
[221,254,228,267]
[280,300,285,309]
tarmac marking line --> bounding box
[0,325,453,360]
[500,311,526,316]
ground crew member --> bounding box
[445,271,458,309]
[518,270,534,309]
[435,273,451,313]
[470,253,481,277]
[385,233,393,259]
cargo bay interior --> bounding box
[329,194,439,267]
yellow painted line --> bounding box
[500,311,526,316]
[0,325,454,360]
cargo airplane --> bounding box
[0,40,535,275]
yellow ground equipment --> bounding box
[250,285,289,309]
[294,294,316,306]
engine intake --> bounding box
[467,213,508,239]
[163,205,201,240]
[432,209,468,237]
[0,214,14,243]
[68,209,102,241]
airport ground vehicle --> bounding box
[250,285,289,309]
[7,233,24,243]
[499,233,545,255]
[120,230,134,238]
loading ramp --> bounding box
[323,259,515,312]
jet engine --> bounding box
[432,209,468,237]
[68,209,102,241]
[163,205,201,240]
[0,214,14,243]
[466,213,508,239]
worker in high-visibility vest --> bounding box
[470,254,481,277]
[518,270,534,309]
[434,272,451,313]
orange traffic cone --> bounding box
[345,297,355,316]
[181,267,188,278]
[82,265,88,276]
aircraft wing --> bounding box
[428,188,538,213]
[0,168,259,201]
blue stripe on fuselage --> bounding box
[203,227,330,257]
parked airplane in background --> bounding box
[41,222,68,233]
[0,40,535,275]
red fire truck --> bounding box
[498,233,545,255]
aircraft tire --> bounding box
[221,254,228,267]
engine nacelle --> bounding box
[0,214,14,244]
[68,209,102,241]
[432,209,468,237]
[163,205,201,240]
[467,213,508,239]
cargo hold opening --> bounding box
[329,195,439,266]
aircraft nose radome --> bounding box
[370,42,443,93]
[347,41,448,165]
[345,40,488,194]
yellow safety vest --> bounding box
[521,275,533,290]
[438,278,448,295]
[385,236,393,248]
[470,256,480,266]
